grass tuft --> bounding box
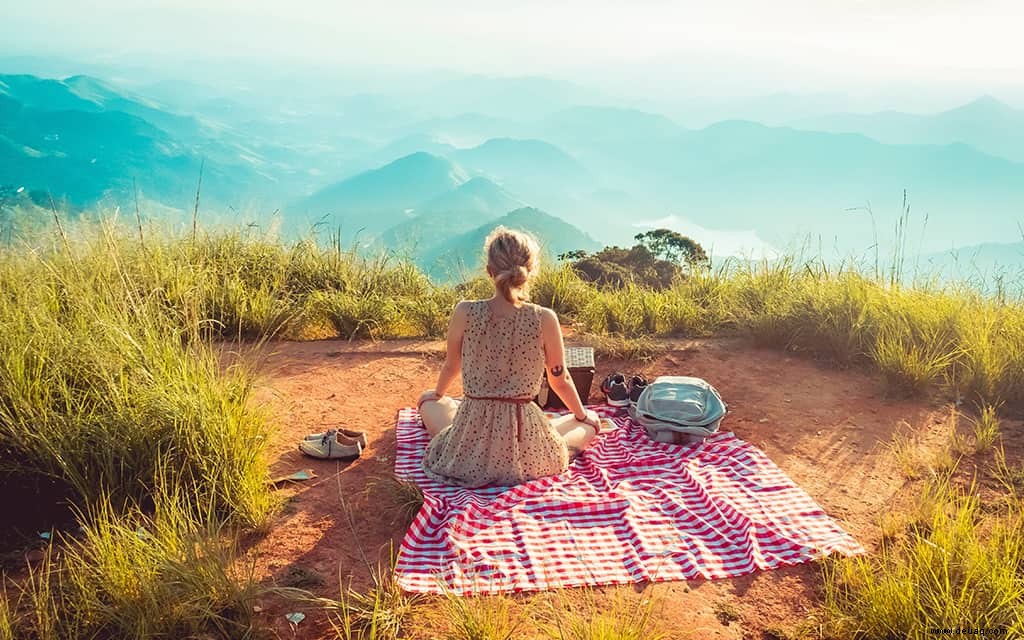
[328,562,423,640]
[439,592,524,640]
[367,474,426,527]
[970,404,1001,454]
[540,588,666,640]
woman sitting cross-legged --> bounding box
[418,226,601,488]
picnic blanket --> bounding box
[394,406,863,594]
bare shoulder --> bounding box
[535,304,559,328]
[450,300,473,325]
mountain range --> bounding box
[1,70,1023,273]
[793,96,1024,164]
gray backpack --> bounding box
[628,376,728,444]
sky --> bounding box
[4,1,1024,106]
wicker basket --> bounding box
[535,346,595,410]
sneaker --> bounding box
[304,427,367,448]
[628,374,648,407]
[298,430,362,460]
[600,373,630,407]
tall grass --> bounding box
[0,240,274,526]
[5,485,265,639]
[824,480,1024,637]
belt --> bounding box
[464,395,533,442]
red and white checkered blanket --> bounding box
[394,406,863,594]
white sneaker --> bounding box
[303,427,367,448]
[298,430,362,460]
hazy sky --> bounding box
[4,1,1024,102]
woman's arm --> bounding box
[540,308,599,427]
[431,300,469,397]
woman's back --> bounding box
[421,299,569,487]
[461,300,545,398]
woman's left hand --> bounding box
[581,409,601,431]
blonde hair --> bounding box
[484,226,540,304]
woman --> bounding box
[418,226,601,488]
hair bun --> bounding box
[508,265,529,287]
[484,226,540,304]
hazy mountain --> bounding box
[422,206,601,280]
[537,106,684,147]
[0,91,248,209]
[452,137,594,205]
[527,106,687,199]
[919,240,1024,286]
[335,134,459,179]
[290,152,470,234]
[792,96,1024,163]
[405,75,610,119]
[574,119,1024,253]
[419,176,525,216]
[2,74,203,140]
[381,176,525,254]
[392,113,523,147]
[0,74,300,211]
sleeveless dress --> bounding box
[421,300,570,487]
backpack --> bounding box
[628,376,728,445]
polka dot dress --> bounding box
[422,300,569,487]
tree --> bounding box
[569,244,680,290]
[557,249,588,261]
[633,229,708,267]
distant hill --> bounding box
[792,96,1024,163]
[452,138,594,211]
[422,206,601,280]
[585,119,1024,253]
[918,240,1024,288]
[413,75,609,119]
[364,134,457,168]
[0,74,278,210]
[381,176,525,252]
[0,92,219,208]
[394,113,522,146]
[291,152,470,234]
[537,106,684,147]
[1,73,203,141]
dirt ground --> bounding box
[244,335,960,639]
